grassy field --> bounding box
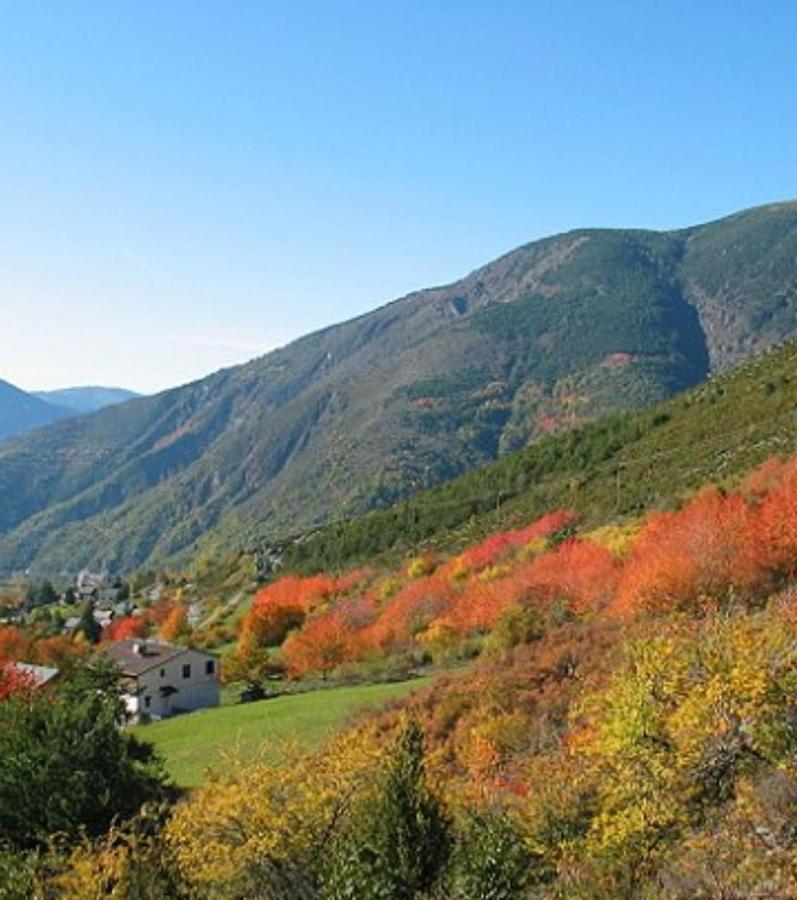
[138,677,430,787]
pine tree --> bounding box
[324,719,451,899]
[77,600,101,644]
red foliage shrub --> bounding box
[441,579,521,635]
[452,510,578,574]
[520,538,621,613]
[0,661,35,701]
[243,602,305,647]
[240,574,340,645]
[359,575,458,654]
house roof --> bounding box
[12,662,59,686]
[104,639,212,677]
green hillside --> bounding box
[3,201,797,574]
[283,336,797,572]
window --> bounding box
[160,668,165,677]
[144,696,151,709]
[205,660,215,675]
[182,664,191,679]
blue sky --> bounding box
[1,1,795,393]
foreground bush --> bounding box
[0,661,168,850]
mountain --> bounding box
[0,379,71,442]
[284,335,797,573]
[34,386,140,415]
[2,200,797,575]
[0,381,138,443]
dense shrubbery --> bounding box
[231,453,797,690]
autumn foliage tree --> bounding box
[751,460,797,580]
[160,605,188,642]
[239,574,340,652]
[452,510,577,574]
[106,615,148,642]
[282,600,372,678]
[0,661,35,701]
[613,487,759,616]
[0,626,33,662]
[520,538,621,614]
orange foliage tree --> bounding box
[106,616,148,642]
[0,626,33,662]
[440,579,515,635]
[239,574,341,650]
[160,605,188,642]
[612,487,759,616]
[751,460,797,580]
[282,598,373,678]
[359,575,457,655]
[520,538,621,614]
[33,635,88,668]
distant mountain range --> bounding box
[34,386,139,415]
[0,382,139,443]
[1,200,797,575]
[0,380,72,442]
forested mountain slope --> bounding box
[2,200,797,574]
[283,335,797,573]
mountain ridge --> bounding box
[3,200,797,574]
[0,379,71,443]
[34,386,140,415]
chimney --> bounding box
[132,640,145,655]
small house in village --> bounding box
[6,661,60,689]
[76,569,125,606]
[76,569,107,601]
[105,638,220,722]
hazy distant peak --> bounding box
[34,386,140,415]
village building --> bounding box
[93,608,114,630]
[104,638,220,722]
[76,569,106,601]
[63,615,81,634]
[8,661,60,689]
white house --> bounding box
[105,638,220,722]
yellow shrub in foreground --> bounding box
[166,729,386,889]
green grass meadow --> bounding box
[138,678,430,787]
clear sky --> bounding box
[1,1,795,394]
